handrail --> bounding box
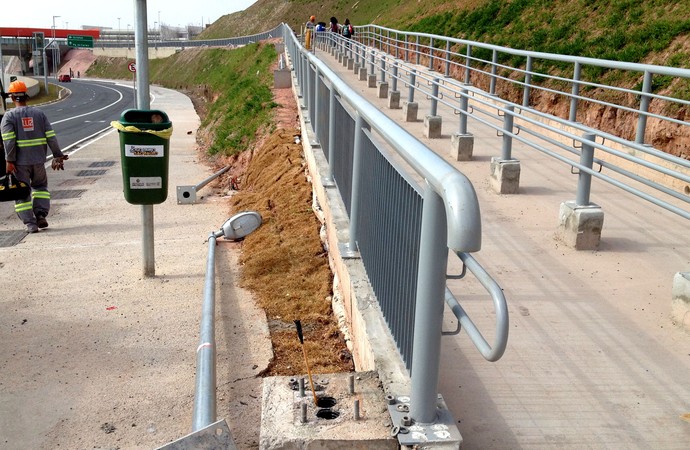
[445,252,509,362]
[301,34,482,252]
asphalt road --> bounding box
[41,79,137,152]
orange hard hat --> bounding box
[310,15,315,21]
[8,80,27,94]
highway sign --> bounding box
[67,35,94,48]
[128,62,137,73]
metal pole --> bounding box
[408,69,416,103]
[576,133,597,206]
[193,232,218,431]
[392,62,398,92]
[636,70,653,144]
[523,56,533,107]
[348,113,365,251]
[501,105,515,160]
[490,49,498,95]
[569,61,581,122]
[430,78,439,116]
[135,0,155,277]
[410,182,448,424]
[459,88,469,135]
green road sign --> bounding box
[67,35,94,48]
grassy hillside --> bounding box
[87,43,278,156]
[202,0,690,69]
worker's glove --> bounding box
[51,155,68,171]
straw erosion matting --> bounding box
[228,127,354,377]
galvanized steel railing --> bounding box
[286,24,509,425]
[325,25,690,220]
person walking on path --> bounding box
[1,80,68,233]
[305,15,316,50]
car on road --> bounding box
[58,74,71,82]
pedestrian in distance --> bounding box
[305,15,316,50]
[1,80,68,233]
[342,18,354,39]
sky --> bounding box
[0,0,258,30]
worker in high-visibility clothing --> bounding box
[1,80,68,233]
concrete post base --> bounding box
[342,56,349,67]
[358,67,367,81]
[450,133,474,161]
[388,90,401,109]
[557,201,605,250]
[424,115,443,138]
[489,157,521,194]
[672,272,690,331]
[367,74,377,88]
[338,53,344,64]
[377,82,389,99]
[347,58,354,70]
[403,102,418,122]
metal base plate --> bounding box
[387,395,462,448]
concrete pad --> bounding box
[450,133,474,161]
[377,82,389,99]
[367,74,377,88]
[274,69,292,89]
[402,102,418,122]
[424,115,443,139]
[358,67,367,81]
[387,91,400,109]
[557,201,605,250]
[489,157,521,194]
[260,372,397,449]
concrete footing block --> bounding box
[388,90,401,109]
[403,102,418,122]
[424,115,443,138]
[338,53,344,64]
[367,74,377,88]
[557,201,605,250]
[377,82,389,99]
[489,157,521,194]
[450,133,474,161]
[358,67,368,81]
[672,272,690,331]
[273,69,292,89]
[347,58,354,70]
[342,56,349,67]
[259,372,397,449]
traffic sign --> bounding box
[67,34,94,48]
[128,62,136,73]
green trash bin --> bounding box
[114,109,173,205]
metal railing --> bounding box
[286,24,509,428]
[319,25,690,221]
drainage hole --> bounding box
[316,396,337,408]
[316,408,340,420]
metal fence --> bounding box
[323,24,690,221]
[286,24,509,428]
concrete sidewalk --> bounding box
[0,85,271,449]
[313,45,690,449]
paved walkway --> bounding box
[313,44,690,449]
[0,84,270,449]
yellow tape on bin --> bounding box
[110,121,173,140]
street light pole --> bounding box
[117,17,121,42]
[52,15,60,81]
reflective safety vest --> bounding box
[0,105,64,165]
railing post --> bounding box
[430,77,440,117]
[392,62,398,92]
[576,133,596,206]
[369,50,375,75]
[490,49,498,95]
[429,37,435,71]
[465,45,472,84]
[459,88,469,135]
[416,35,420,65]
[405,34,410,63]
[501,105,515,160]
[522,55,533,107]
[445,40,451,77]
[313,66,320,140]
[380,55,386,83]
[408,69,416,103]
[348,113,366,251]
[387,29,391,54]
[570,61,581,122]
[409,183,448,424]
[325,87,337,183]
[636,70,653,144]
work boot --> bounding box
[27,224,39,233]
[36,216,49,229]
